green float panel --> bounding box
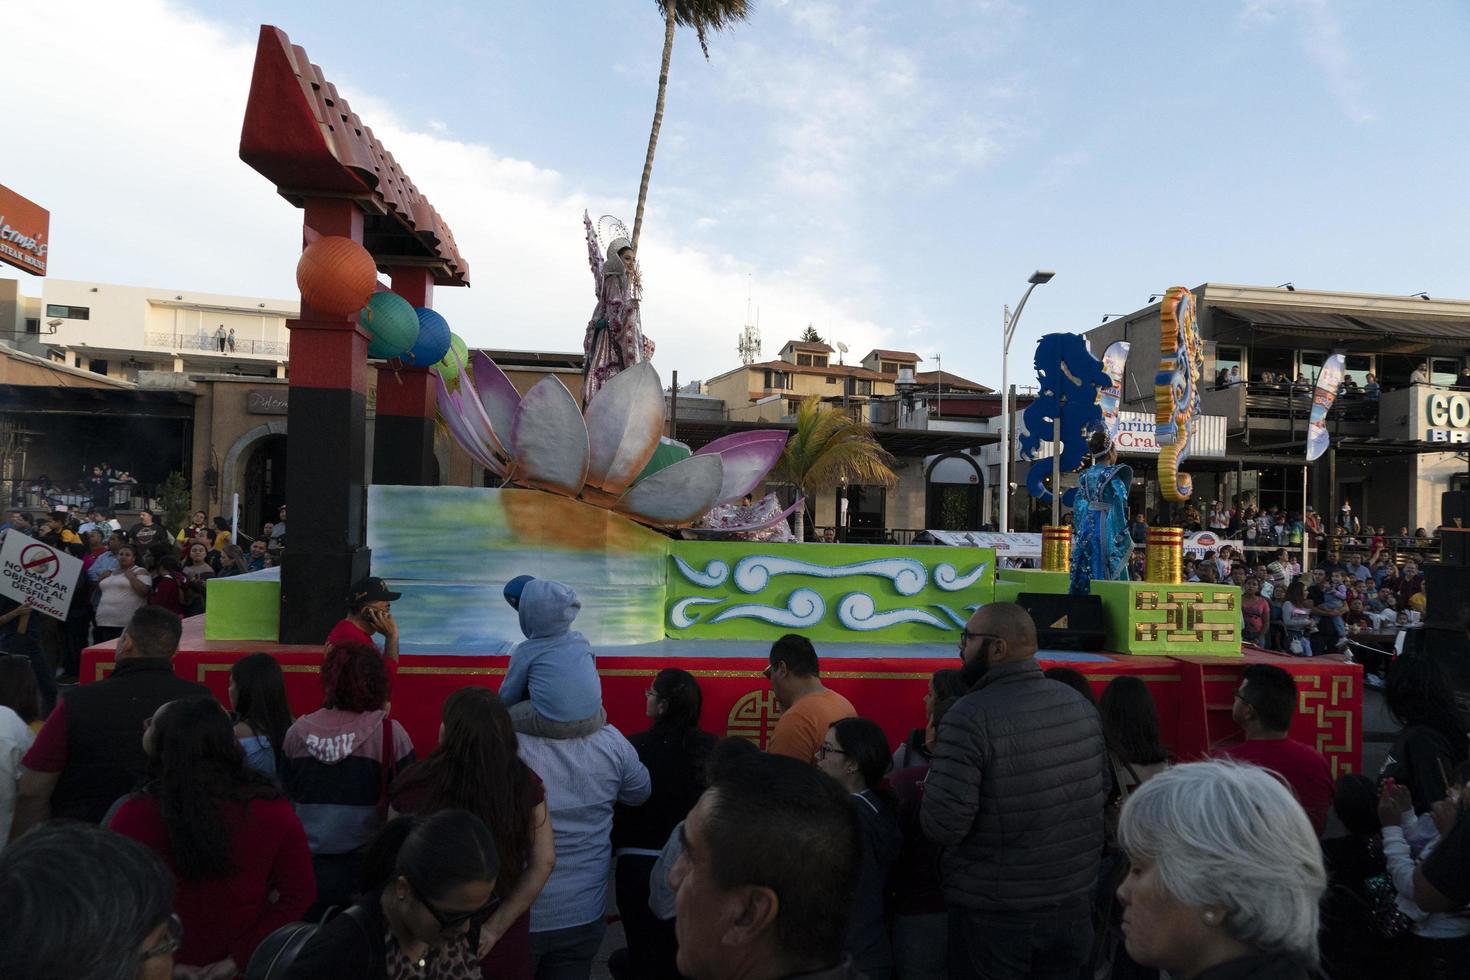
[204,571,282,642]
[994,568,1070,604]
[1091,580,1243,657]
[667,541,996,644]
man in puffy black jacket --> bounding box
[921,601,1107,979]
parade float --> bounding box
[82,26,1361,776]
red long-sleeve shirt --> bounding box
[108,793,315,968]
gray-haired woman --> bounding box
[1116,760,1327,979]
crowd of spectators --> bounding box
[0,503,285,690]
[1,575,1467,980]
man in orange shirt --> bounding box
[763,634,856,762]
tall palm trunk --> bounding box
[632,3,677,252]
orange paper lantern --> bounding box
[296,236,377,316]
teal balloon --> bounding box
[405,307,452,367]
[434,334,469,382]
[361,292,418,359]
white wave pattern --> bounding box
[672,556,731,588]
[838,593,949,632]
[934,562,990,592]
[709,589,825,628]
[933,605,971,629]
[732,555,927,596]
[669,595,728,629]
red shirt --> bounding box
[1218,737,1335,836]
[326,619,397,689]
[22,699,69,771]
[108,793,315,967]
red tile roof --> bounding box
[781,340,835,352]
[749,360,889,381]
[239,26,470,287]
[917,369,991,392]
[867,349,922,362]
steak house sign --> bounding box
[0,184,49,276]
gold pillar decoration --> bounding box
[1042,525,1073,572]
[1145,527,1184,583]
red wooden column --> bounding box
[279,198,373,643]
[372,266,438,486]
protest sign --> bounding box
[0,532,82,621]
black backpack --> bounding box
[244,904,374,980]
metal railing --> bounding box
[144,332,289,356]
[1,478,162,515]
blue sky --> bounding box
[7,0,1469,388]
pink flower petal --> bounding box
[435,373,506,476]
[694,430,790,506]
[509,377,589,496]
[585,362,664,496]
[617,453,724,526]
[472,351,522,456]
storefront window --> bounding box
[1432,358,1462,387]
[1251,347,1294,384]
[1299,350,1327,384]
[1214,346,1243,387]
[1343,355,1373,387]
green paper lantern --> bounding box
[360,292,418,360]
[434,333,469,382]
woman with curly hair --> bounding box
[391,687,554,979]
[108,696,314,976]
[282,640,416,918]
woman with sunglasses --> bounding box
[390,688,554,979]
[109,696,314,978]
[282,809,500,980]
[816,717,902,980]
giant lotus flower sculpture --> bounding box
[435,354,800,529]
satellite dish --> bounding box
[837,342,849,353]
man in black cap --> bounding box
[326,576,401,662]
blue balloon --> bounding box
[404,307,452,367]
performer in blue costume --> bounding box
[1067,429,1133,595]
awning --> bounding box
[1212,305,1470,353]
[671,419,996,457]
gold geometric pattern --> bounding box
[726,688,783,748]
[1134,589,1239,644]
[1296,673,1358,778]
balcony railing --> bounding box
[145,332,289,356]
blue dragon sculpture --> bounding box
[1019,333,1111,503]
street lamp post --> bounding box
[998,270,1055,532]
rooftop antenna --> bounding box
[737,281,762,365]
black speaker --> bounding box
[1443,490,1469,528]
[1018,592,1107,652]
[1424,565,1470,630]
[1413,626,1470,689]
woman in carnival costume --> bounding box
[582,213,654,404]
[1070,429,1133,595]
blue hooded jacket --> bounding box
[499,579,603,722]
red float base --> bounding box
[82,617,1363,777]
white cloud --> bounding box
[1241,0,1378,124]
[4,0,902,384]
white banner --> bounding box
[921,530,1042,557]
[0,531,83,621]
[1184,532,1242,558]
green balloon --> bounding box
[434,334,469,382]
[361,292,418,359]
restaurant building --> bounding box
[1082,283,1470,533]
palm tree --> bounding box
[631,0,753,252]
[772,396,898,542]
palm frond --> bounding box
[663,0,753,57]
[773,396,897,496]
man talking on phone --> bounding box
[326,576,401,664]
